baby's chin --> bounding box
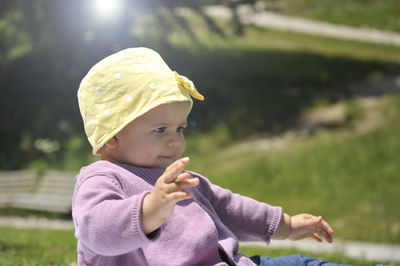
[155,155,182,169]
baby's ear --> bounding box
[104,136,119,150]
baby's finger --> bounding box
[163,157,190,183]
[313,216,323,225]
[321,219,334,235]
[311,233,323,243]
[176,177,199,189]
[176,172,191,182]
[167,191,193,203]
[166,176,199,193]
[318,226,333,243]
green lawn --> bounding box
[0,227,76,266]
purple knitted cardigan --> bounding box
[72,160,282,266]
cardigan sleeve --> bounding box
[72,173,159,256]
[194,173,282,243]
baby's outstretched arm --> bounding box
[141,157,199,235]
[272,213,334,243]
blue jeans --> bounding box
[250,254,352,266]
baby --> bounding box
[73,47,348,265]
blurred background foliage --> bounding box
[1,0,400,173]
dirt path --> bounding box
[0,216,74,230]
[202,5,400,47]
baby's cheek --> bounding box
[143,151,155,161]
[178,143,186,156]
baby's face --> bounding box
[112,101,191,169]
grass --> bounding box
[0,227,76,266]
[186,94,400,244]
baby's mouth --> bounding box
[159,155,175,160]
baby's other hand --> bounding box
[289,214,334,243]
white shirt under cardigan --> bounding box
[72,160,282,266]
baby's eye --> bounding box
[154,127,166,133]
[177,126,186,133]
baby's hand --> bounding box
[141,157,199,234]
[289,214,334,243]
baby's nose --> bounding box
[167,135,182,149]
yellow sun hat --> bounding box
[77,47,204,155]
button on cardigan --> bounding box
[72,160,282,265]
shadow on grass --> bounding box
[0,242,27,252]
